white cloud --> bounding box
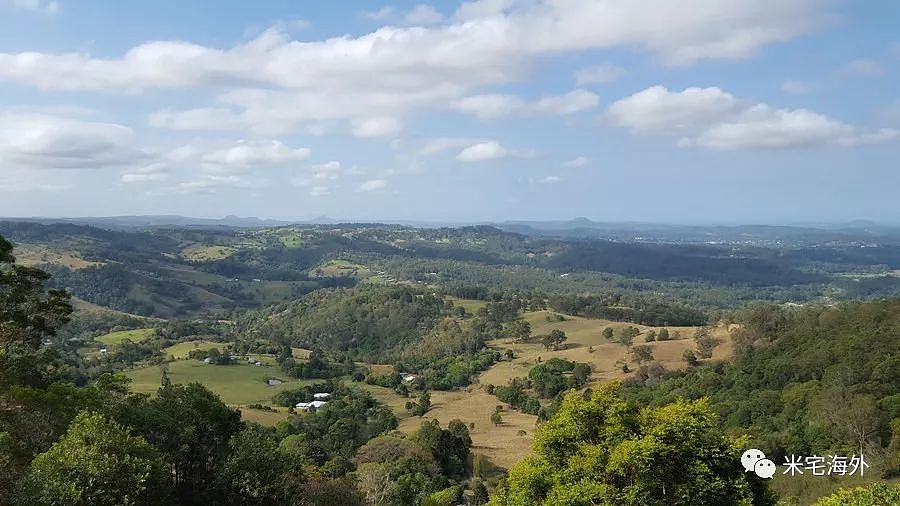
[12,0,58,14]
[574,64,624,85]
[416,137,482,156]
[0,1,831,136]
[350,117,401,138]
[457,141,509,162]
[451,90,598,119]
[681,105,853,149]
[357,179,387,192]
[0,112,150,170]
[405,4,444,25]
[197,140,310,171]
[842,58,885,78]
[536,175,560,183]
[562,156,589,167]
[608,85,898,150]
[607,85,740,133]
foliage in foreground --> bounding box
[489,383,772,506]
[811,482,900,506]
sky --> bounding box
[0,0,898,223]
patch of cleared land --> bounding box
[126,360,313,405]
[95,328,156,346]
[479,311,733,387]
[180,244,236,261]
[446,297,489,314]
[362,384,536,470]
[163,340,232,360]
[239,406,291,426]
[14,244,103,269]
[310,259,372,279]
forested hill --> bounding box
[623,299,900,485]
[2,220,900,319]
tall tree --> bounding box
[489,383,773,506]
[18,411,171,506]
[0,235,72,387]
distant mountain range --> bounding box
[2,215,898,246]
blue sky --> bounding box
[0,0,898,223]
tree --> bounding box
[223,424,305,504]
[657,328,670,341]
[645,330,657,342]
[506,320,531,342]
[490,410,502,427]
[355,435,440,505]
[541,329,567,350]
[0,235,72,389]
[408,390,432,416]
[18,411,171,505]
[116,382,242,504]
[618,327,635,347]
[0,235,72,355]
[682,349,699,367]
[695,336,721,359]
[812,483,900,506]
[489,383,773,506]
[630,344,654,365]
[472,479,490,505]
[602,327,614,340]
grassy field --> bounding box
[180,244,236,261]
[478,310,733,387]
[95,328,155,345]
[125,360,314,405]
[310,259,372,279]
[14,244,103,269]
[445,297,489,314]
[361,383,536,469]
[239,406,292,425]
[163,340,232,359]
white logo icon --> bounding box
[741,449,775,478]
[754,458,777,479]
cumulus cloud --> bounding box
[574,64,624,85]
[416,137,483,156]
[562,156,589,167]
[357,179,387,192]
[451,89,598,119]
[607,85,899,149]
[197,140,310,171]
[457,141,509,162]
[0,1,831,135]
[0,112,150,170]
[607,85,740,133]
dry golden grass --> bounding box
[238,405,291,426]
[360,384,536,469]
[15,245,103,269]
[480,311,733,385]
